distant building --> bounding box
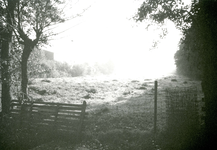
[43,50,54,60]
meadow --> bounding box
[1,73,204,150]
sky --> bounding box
[45,0,186,77]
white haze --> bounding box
[45,0,184,79]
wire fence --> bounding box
[165,86,199,129]
[104,80,204,134]
[154,81,204,149]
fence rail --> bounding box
[10,100,87,137]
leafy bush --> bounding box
[49,61,115,77]
[70,64,85,77]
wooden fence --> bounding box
[10,100,87,138]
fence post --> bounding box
[154,80,157,136]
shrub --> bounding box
[174,42,203,80]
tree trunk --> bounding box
[21,43,34,100]
[1,32,12,114]
[21,55,28,99]
[0,0,16,114]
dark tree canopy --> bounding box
[135,0,193,27]
[135,0,217,148]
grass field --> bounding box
[0,73,204,150]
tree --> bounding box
[0,0,16,114]
[174,41,203,79]
[135,0,217,148]
[0,0,88,112]
[0,0,67,101]
[15,0,65,99]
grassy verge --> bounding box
[0,115,55,150]
[76,97,155,150]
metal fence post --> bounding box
[154,80,158,136]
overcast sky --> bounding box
[45,0,186,77]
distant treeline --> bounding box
[8,48,115,91]
[29,59,115,78]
